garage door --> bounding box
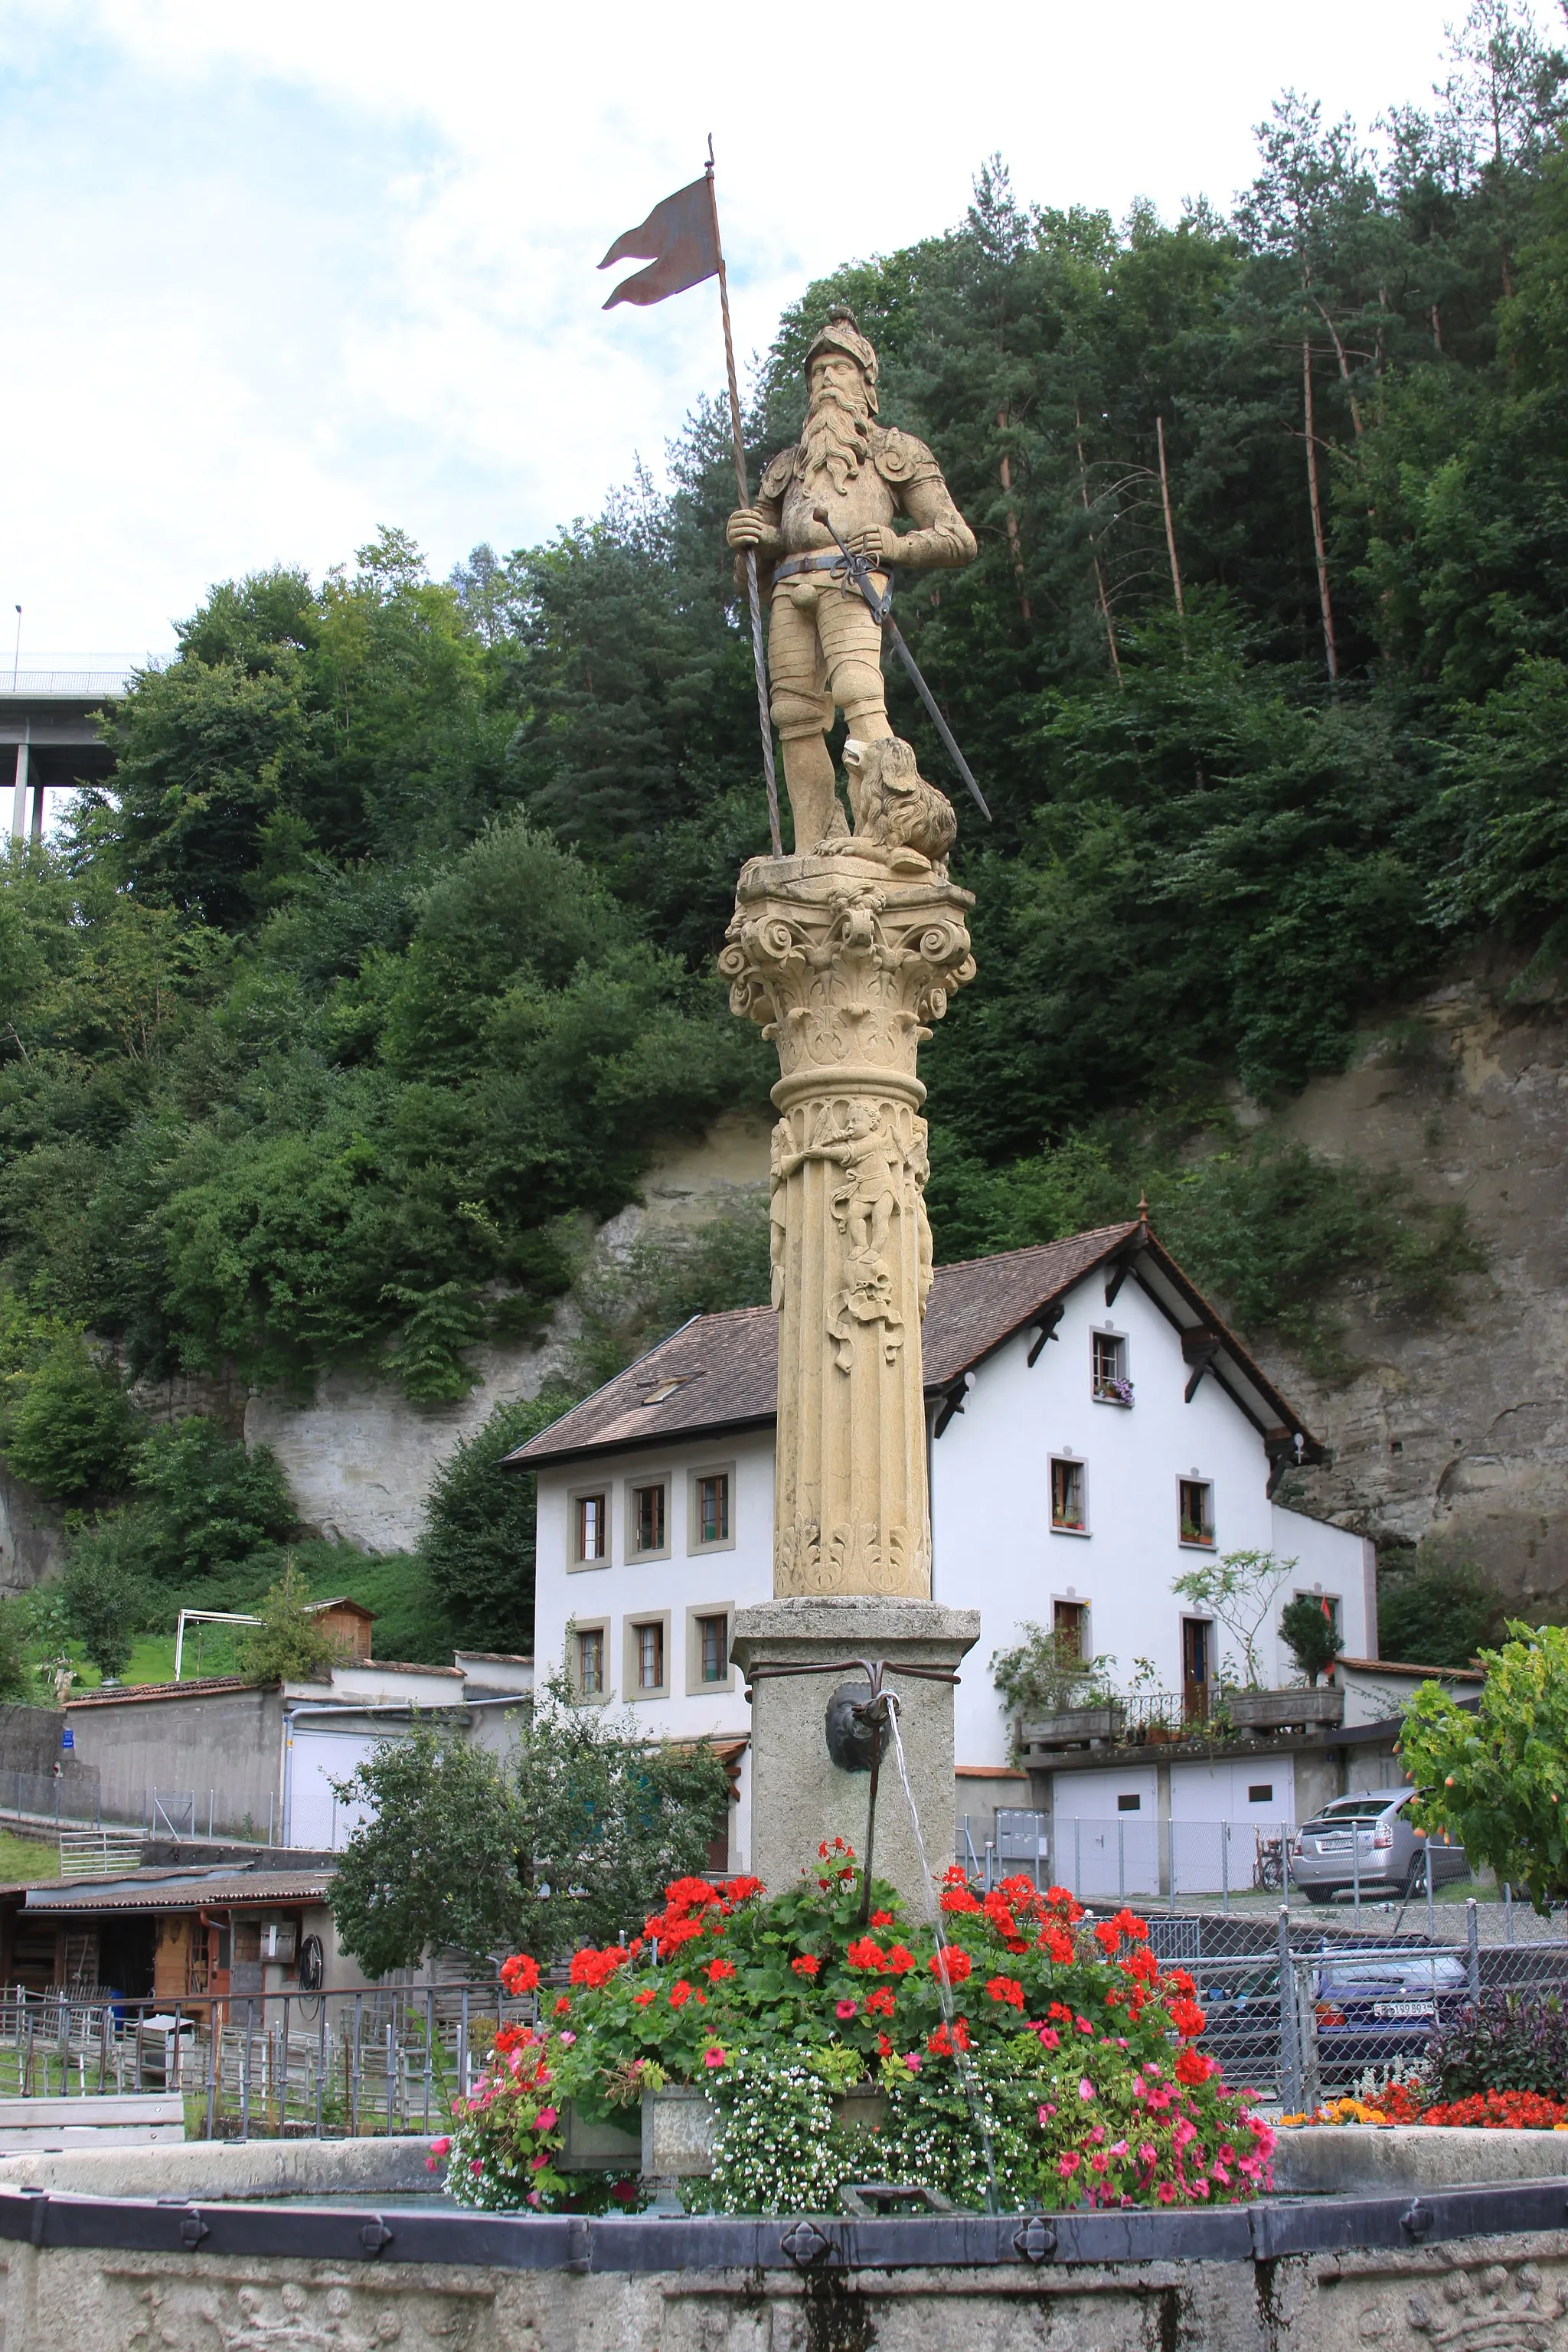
[1168,1759,1296,1895]
[1050,1769,1158,1899]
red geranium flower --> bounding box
[790,1954,821,1978]
[553,1996,572,2017]
[668,1981,692,2009]
[870,1909,895,1929]
[1174,2048,1215,2086]
[985,1974,1024,2009]
[727,1876,765,1902]
[929,1946,972,1988]
[863,1985,896,2017]
[845,1936,888,1972]
[633,1990,657,2008]
[885,1945,916,1975]
[499,1954,540,1994]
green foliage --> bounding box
[0,1602,33,1704]
[1377,1550,1507,1667]
[235,1562,343,1686]
[1401,1622,1568,1912]
[988,1624,1118,1721]
[130,1419,293,1580]
[1279,1592,1344,1686]
[0,1307,136,1500]
[927,1130,1481,1378]
[328,1668,730,1974]
[328,1727,526,1978]
[421,1390,571,1653]
[1171,1550,1296,1689]
[60,1530,150,1681]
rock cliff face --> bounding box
[1258,966,1568,1615]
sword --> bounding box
[810,504,991,822]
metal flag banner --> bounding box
[598,178,720,311]
[597,146,782,855]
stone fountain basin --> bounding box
[2,2135,1568,2351]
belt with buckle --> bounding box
[772,551,849,584]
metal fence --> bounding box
[0,1982,533,2140]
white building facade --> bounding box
[516,1220,1374,1879]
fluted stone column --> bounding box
[720,851,976,1597]
[721,846,979,1904]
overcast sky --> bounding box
[0,0,1499,667]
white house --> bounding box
[513,1217,1373,1882]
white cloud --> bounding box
[0,0,1491,660]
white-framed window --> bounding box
[626,1476,671,1562]
[1092,1331,1132,1406]
[569,1487,610,1568]
[1178,1477,1215,1548]
[570,1620,610,1701]
[688,1462,735,1553]
[624,1612,671,1699]
[1050,1455,1087,1534]
[686,1605,735,1695]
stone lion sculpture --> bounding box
[837,735,957,876]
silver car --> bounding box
[1290,1789,1468,1903]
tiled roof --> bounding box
[1338,1656,1485,1681]
[65,1677,260,1709]
[509,1220,1320,1469]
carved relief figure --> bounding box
[726,306,977,853]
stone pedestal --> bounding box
[730,1596,979,1909]
[720,851,975,1599]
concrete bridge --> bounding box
[2,673,126,841]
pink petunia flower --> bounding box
[1156,2181,1177,2204]
[1079,2078,1096,2101]
[534,2107,558,2132]
[836,2000,858,2020]
[704,2046,727,2069]
[531,2151,550,2171]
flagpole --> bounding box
[705,141,783,859]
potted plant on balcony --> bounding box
[992,1625,1122,1755]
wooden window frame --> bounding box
[685,1603,737,1696]
[624,1611,671,1701]
[1051,1597,1089,1661]
[1177,1475,1216,1549]
[626,1475,671,1564]
[567,1485,612,1571]
[687,1461,737,1556]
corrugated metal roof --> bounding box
[508,1220,1320,1468]
[23,1868,334,1915]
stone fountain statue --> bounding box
[722,309,983,1908]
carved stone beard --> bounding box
[795,381,872,496]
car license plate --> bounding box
[1370,2001,1434,2019]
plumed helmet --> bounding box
[804,304,880,411]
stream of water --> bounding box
[885,1700,1003,2212]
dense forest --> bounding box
[2,2,1564,1664]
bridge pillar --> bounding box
[8,740,25,843]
